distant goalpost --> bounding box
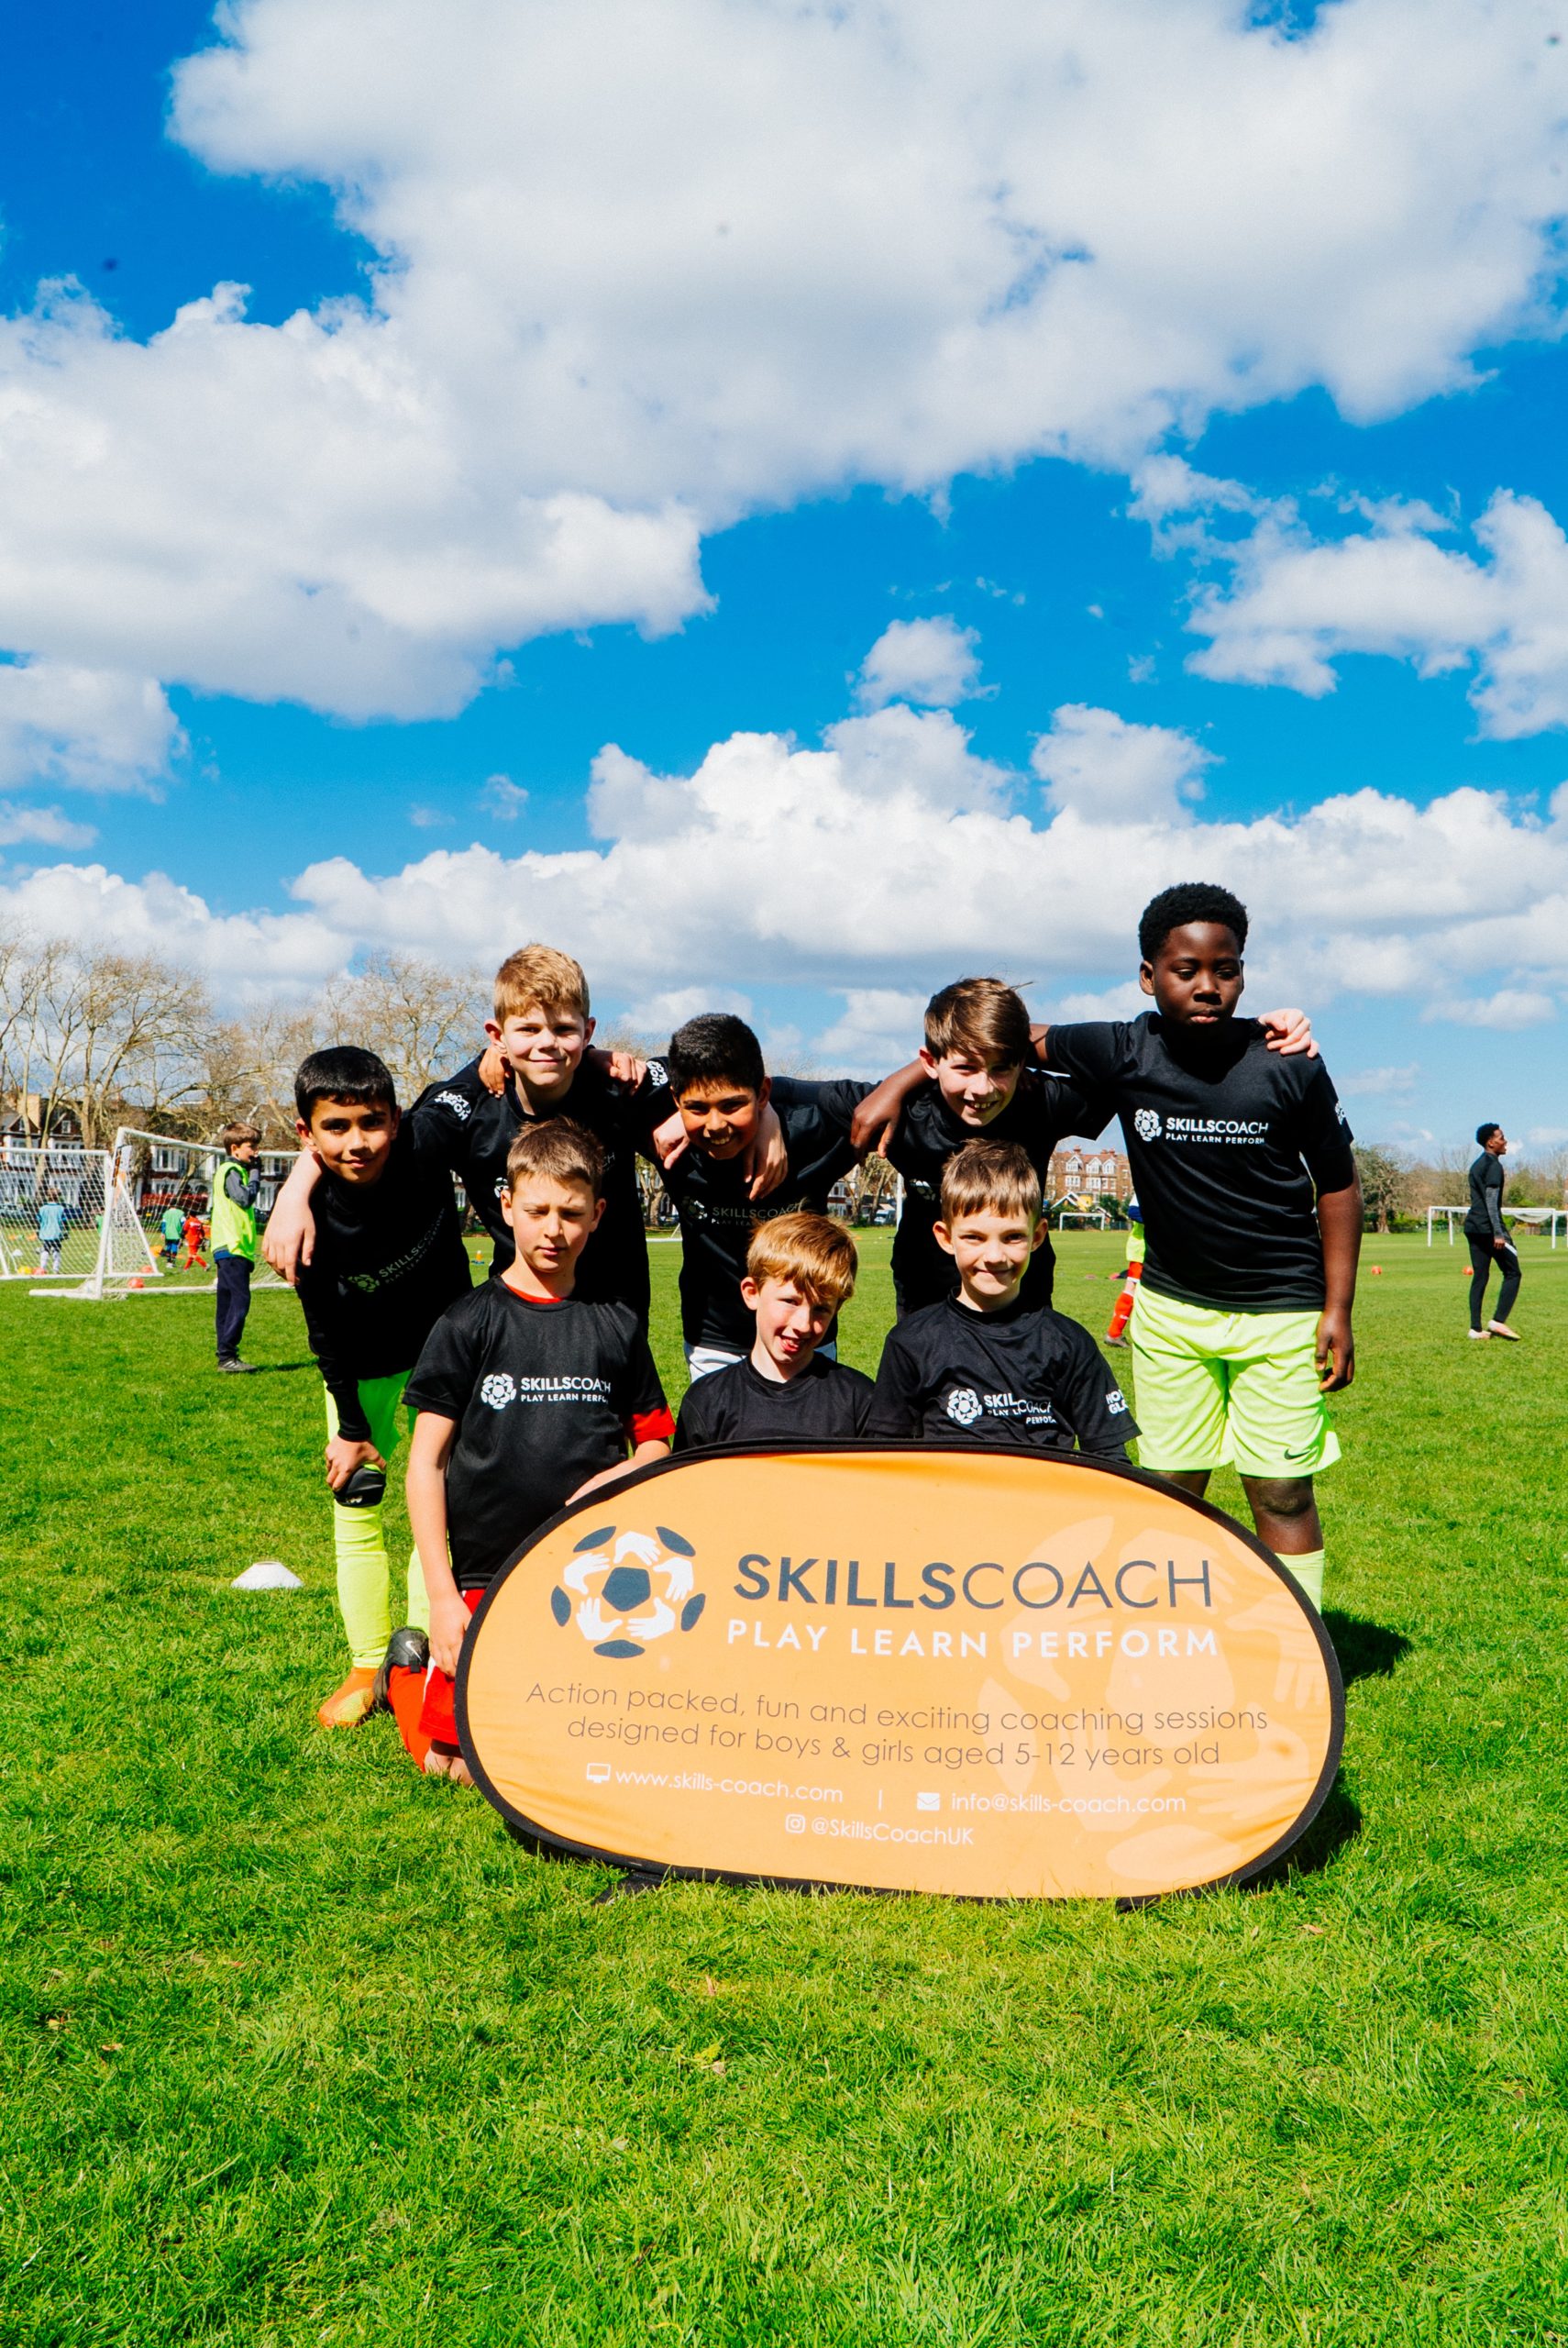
[0,1136,114,1286]
[1426,1204,1565,1248]
[19,1128,299,1300]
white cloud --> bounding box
[857,617,982,710]
[408,803,451,828]
[805,991,934,1074]
[0,0,1561,737]
[7,685,1568,1051]
[0,803,98,849]
[1339,1062,1419,1098]
[1177,488,1568,737]
[1032,704,1212,823]
[0,662,182,793]
[1425,987,1557,1028]
[623,985,754,1041]
[481,774,528,820]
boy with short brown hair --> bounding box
[869,1140,1136,1458]
[387,1118,674,1783]
[674,1211,875,1449]
[877,977,1112,1319]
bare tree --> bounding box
[323,954,486,1101]
[63,950,212,1145]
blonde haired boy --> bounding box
[266,942,668,1321]
[674,1212,875,1449]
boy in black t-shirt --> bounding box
[870,1142,1136,1458]
[655,1014,873,1377]
[675,1213,875,1450]
[291,1047,474,1731]
[878,977,1111,1317]
[392,1120,673,1784]
[1038,882,1360,1613]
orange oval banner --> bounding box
[458,1445,1343,1899]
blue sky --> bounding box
[3,0,1568,1150]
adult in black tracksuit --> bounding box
[1465,1122,1521,1340]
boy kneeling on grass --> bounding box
[383,1121,674,1784]
[674,1212,876,1450]
[868,1140,1138,1462]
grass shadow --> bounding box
[1247,1770,1363,1891]
[1322,1610,1413,1686]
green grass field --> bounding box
[4,1231,1567,2345]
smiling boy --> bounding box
[674,1213,875,1448]
[291,1047,473,1729]
[655,1013,874,1378]
[868,1141,1136,1458]
[1036,882,1361,1611]
[267,946,669,1320]
[878,978,1111,1317]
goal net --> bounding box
[26,1128,299,1299]
[0,1136,114,1282]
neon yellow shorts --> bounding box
[1129,1286,1342,1481]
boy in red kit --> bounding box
[381,1120,673,1783]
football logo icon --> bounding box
[550,1523,706,1658]
[1133,1108,1162,1141]
[945,1387,984,1427]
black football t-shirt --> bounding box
[1044,1014,1355,1311]
[885,1069,1111,1314]
[410,1054,665,1318]
[868,1295,1136,1456]
[657,1075,872,1352]
[674,1353,877,1450]
[404,1283,671,1589]
[295,1119,474,1439]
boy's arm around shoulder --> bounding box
[850,1059,928,1157]
[262,1147,322,1281]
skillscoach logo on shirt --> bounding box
[944,1387,1057,1429]
[1133,1110,1271,1145]
[479,1372,614,1410]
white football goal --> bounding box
[18,1128,298,1300]
[1426,1204,1565,1246]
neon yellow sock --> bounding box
[335,1501,395,1668]
[1283,1548,1324,1611]
[326,1373,423,1665]
[405,1545,430,1637]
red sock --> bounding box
[387,1666,434,1771]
